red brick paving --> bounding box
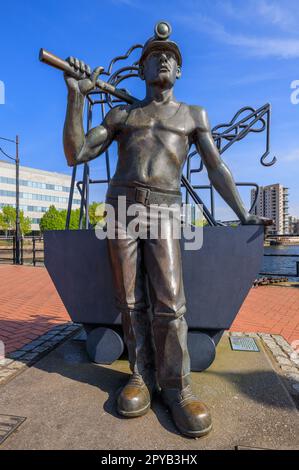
[0,266,299,355]
[0,265,69,354]
[231,285,299,346]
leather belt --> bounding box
[106,184,182,206]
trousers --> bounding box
[105,182,191,390]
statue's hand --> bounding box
[242,214,273,226]
[64,56,103,96]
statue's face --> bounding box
[142,49,181,87]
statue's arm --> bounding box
[191,106,269,225]
[63,95,123,166]
[62,57,126,167]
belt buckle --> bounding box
[135,187,150,205]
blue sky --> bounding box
[0,0,299,219]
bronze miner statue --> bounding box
[61,22,269,438]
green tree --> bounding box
[0,205,31,235]
[39,206,82,231]
[39,202,105,232]
[88,202,106,227]
[39,205,65,232]
[0,212,8,233]
[20,211,31,234]
[59,208,81,230]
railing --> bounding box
[0,236,15,264]
[0,236,44,266]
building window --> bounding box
[0,189,16,197]
[0,176,15,185]
[0,189,80,206]
[1,176,71,192]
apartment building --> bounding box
[0,160,81,232]
[288,216,299,235]
[251,183,289,234]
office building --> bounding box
[0,160,81,232]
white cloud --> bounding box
[178,12,299,59]
[221,32,299,59]
[218,0,298,31]
[256,0,296,29]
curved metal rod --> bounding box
[212,106,255,133]
[260,150,277,167]
[106,66,140,107]
[191,159,203,174]
[0,147,15,161]
[185,150,204,177]
[215,118,266,142]
[108,66,140,86]
[212,106,265,135]
[181,175,218,226]
[191,161,203,175]
[192,182,260,217]
[186,104,276,196]
[84,46,142,106]
[110,72,140,87]
[212,107,267,142]
[106,44,143,75]
[248,184,260,213]
[212,104,276,163]
[188,150,198,159]
[235,182,260,213]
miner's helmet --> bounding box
[139,21,182,67]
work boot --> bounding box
[162,385,212,438]
[117,309,156,417]
[117,373,152,417]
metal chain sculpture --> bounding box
[41,21,275,439]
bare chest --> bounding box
[121,104,188,137]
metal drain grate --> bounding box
[0,414,26,445]
[230,336,259,352]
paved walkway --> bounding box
[0,265,299,354]
[230,285,299,345]
[0,266,69,354]
[1,335,298,449]
[0,336,299,452]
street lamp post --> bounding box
[15,135,21,264]
[0,135,21,264]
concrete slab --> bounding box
[0,335,298,450]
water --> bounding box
[261,245,299,281]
